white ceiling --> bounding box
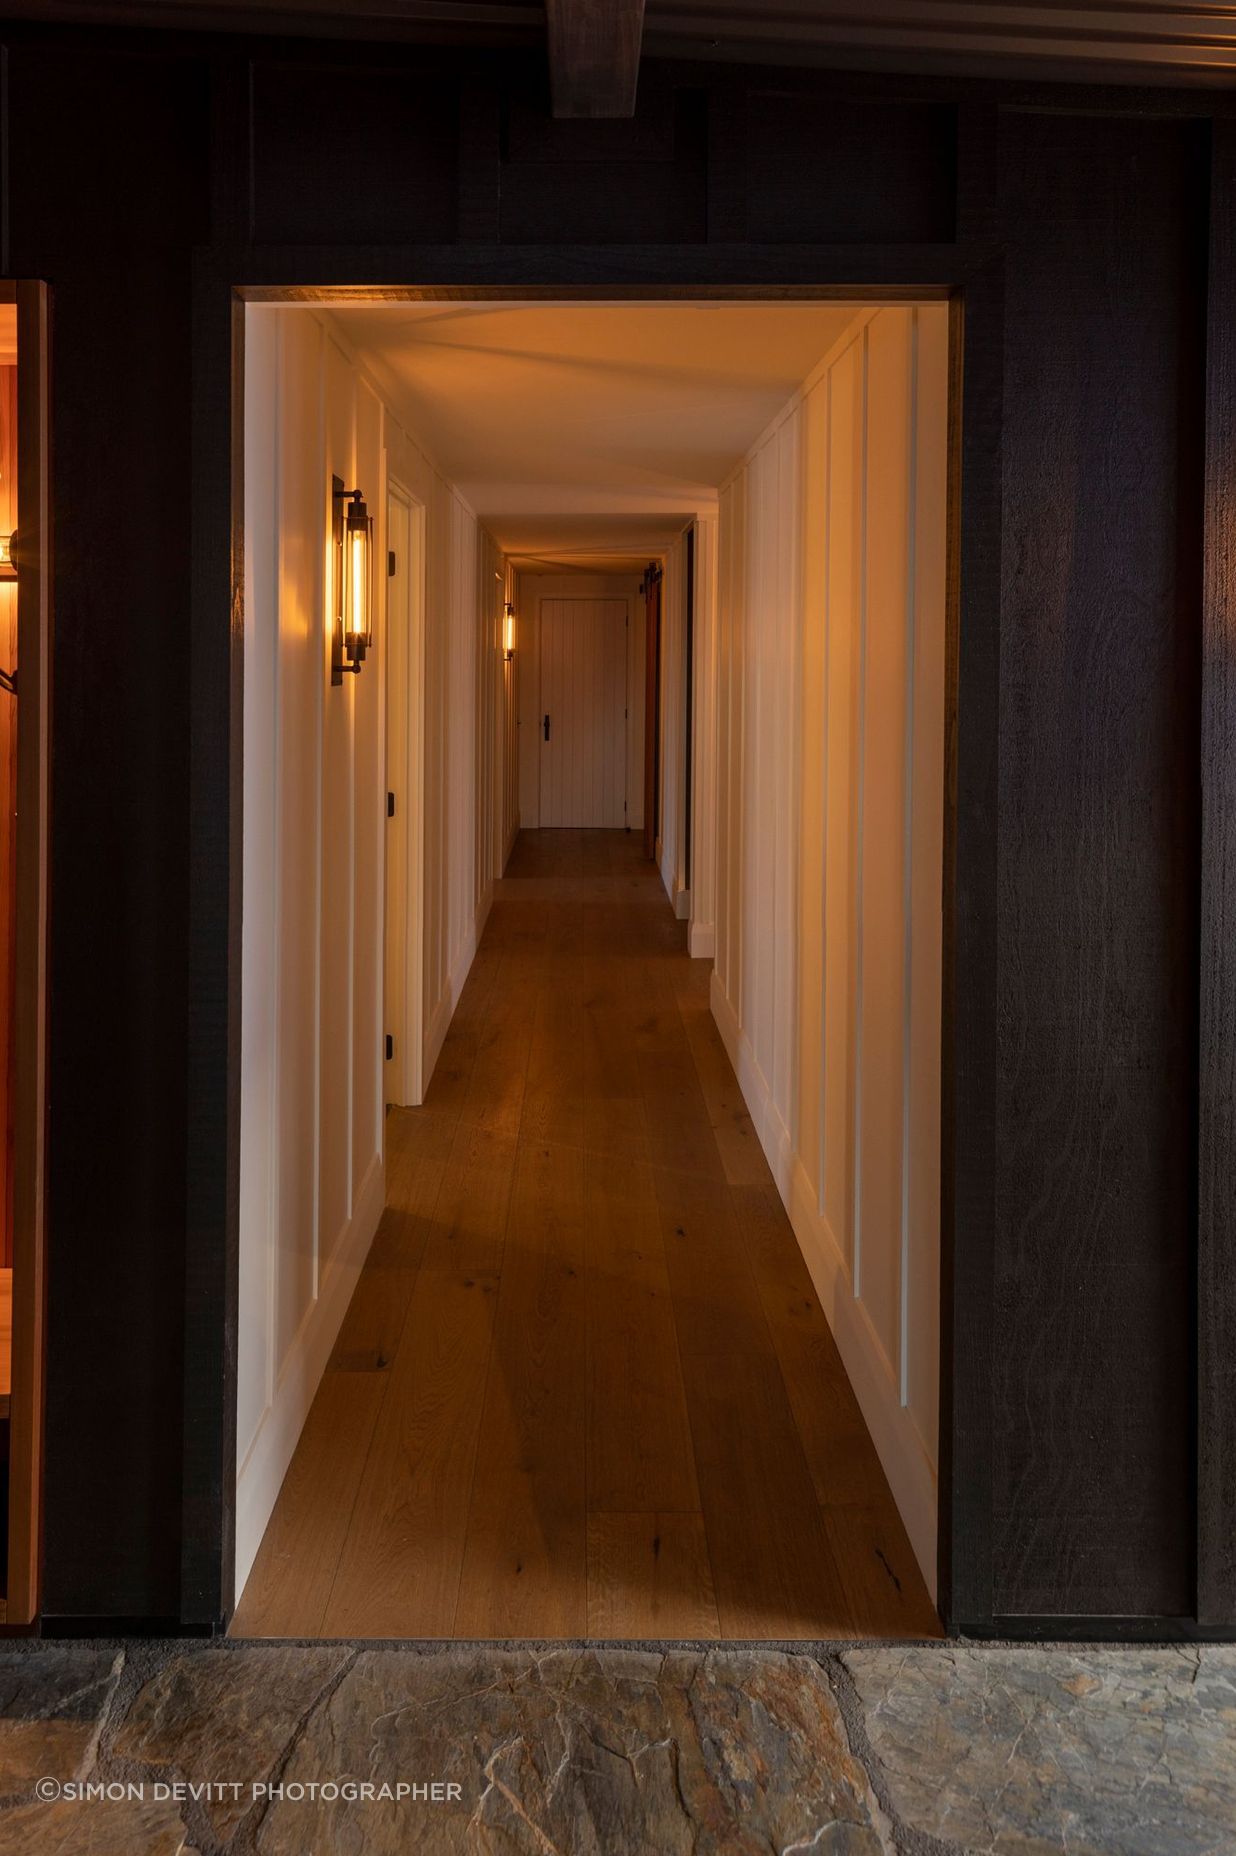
[325,301,862,569]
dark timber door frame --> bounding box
[188,258,996,1638]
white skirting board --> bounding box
[709,970,938,1601]
[234,1149,386,1599]
[423,882,492,1094]
[688,920,716,959]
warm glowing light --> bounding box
[348,522,368,645]
[331,479,373,685]
[504,603,515,659]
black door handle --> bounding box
[543,713,551,741]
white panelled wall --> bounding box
[238,307,512,1597]
[711,305,949,1594]
[656,531,692,920]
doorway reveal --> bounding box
[233,296,952,1642]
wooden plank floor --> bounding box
[232,829,940,1642]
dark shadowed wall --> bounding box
[0,23,1226,1634]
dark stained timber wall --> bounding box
[993,112,1205,1620]
[6,40,209,1623]
[0,21,1226,1634]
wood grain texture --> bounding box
[235,831,936,1640]
[230,1371,387,1638]
[992,111,1204,1619]
[545,0,646,119]
[1199,115,1236,1627]
[453,1136,589,1637]
[319,1123,514,1638]
[586,1512,719,1638]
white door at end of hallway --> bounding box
[539,597,628,828]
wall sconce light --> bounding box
[332,476,373,685]
[504,601,516,661]
[0,533,16,582]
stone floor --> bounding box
[0,1638,1229,1854]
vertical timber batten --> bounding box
[183,270,244,1630]
[940,262,1003,1632]
[1199,116,1236,1629]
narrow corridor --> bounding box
[233,831,938,1641]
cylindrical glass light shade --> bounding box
[504,605,515,657]
[344,493,373,659]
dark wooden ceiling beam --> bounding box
[545,0,647,118]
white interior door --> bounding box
[539,597,628,827]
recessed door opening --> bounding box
[233,296,952,1643]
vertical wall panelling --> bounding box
[688,516,719,958]
[381,387,507,1099]
[238,307,508,1595]
[658,528,695,918]
[385,483,426,1109]
[712,305,949,1593]
[1199,116,1236,1627]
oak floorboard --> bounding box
[681,1349,856,1640]
[584,1152,699,1513]
[453,1138,589,1638]
[580,1003,649,1162]
[730,1181,895,1506]
[823,1499,943,1639]
[639,1043,728,1178]
[319,1126,515,1638]
[330,1153,447,1373]
[680,1006,772,1187]
[587,1512,720,1639]
[457,959,537,1139]
[653,1165,776,1360]
[231,1370,388,1640]
[522,982,587,1150]
[235,829,939,1643]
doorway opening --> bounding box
[232,296,952,1643]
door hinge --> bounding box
[385,1034,394,1060]
[387,791,396,818]
[388,550,396,577]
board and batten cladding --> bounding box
[238,307,507,1592]
[991,112,1205,1621]
[4,13,1221,1630]
[714,306,949,1593]
[238,307,387,1595]
[381,382,508,1093]
[657,528,695,919]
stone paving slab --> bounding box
[844,1643,1236,1856]
[0,1638,1229,1854]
